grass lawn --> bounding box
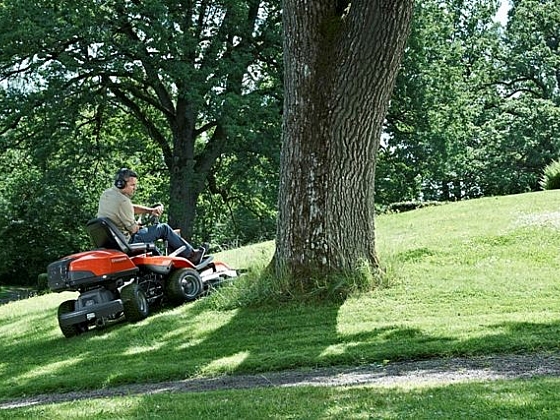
[2,190,560,418]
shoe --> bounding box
[188,249,203,265]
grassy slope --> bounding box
[2,191,560,409]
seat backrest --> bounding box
[86,217,153,256]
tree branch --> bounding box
[106,79,173,164]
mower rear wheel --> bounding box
[58,300,89,338]
[121,283,149,322]
[166,268,203,304]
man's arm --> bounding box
[133,204,164,217]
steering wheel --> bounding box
[139,203,164,226]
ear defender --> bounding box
[114,168,128,189]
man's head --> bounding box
[114,168,138,196]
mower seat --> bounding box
[86,217,156,256]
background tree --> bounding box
[379,0,504,205]
[480,0,560,195]
[275,0,414,291]
[378,0,560,206]
[0,0,282,240]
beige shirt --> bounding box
[97,186,136,240]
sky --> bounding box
[494,0,511,25]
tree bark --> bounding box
[275,0,414,283]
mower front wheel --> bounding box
[121,283,149,322]
[58,300,89,338]
[166,268,203,304]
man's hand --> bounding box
[151,204,164,217]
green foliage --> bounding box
[380,0,504,204]
[0,162,90,286]
[204,266,287,309]
[379,0,560,203]
[194,85,282,247]
[308,260,383,303]
[476,98,560,196]
[539,159,560,190]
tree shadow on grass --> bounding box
[3,296,560,401]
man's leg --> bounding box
[129,227,161,255]
[158,224,195,258]
[132,223,195,259]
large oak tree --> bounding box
[275,0,414,286]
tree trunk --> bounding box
[167,120,231,242]
[168,157,200,242]
[275,0,414,283]
[164,3,261,243]
[158,88,202,242]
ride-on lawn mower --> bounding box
[47,217,238,338]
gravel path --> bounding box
[2,352,560,410]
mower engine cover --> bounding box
[47,249,138,292]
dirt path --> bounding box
[2,352,560,410]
